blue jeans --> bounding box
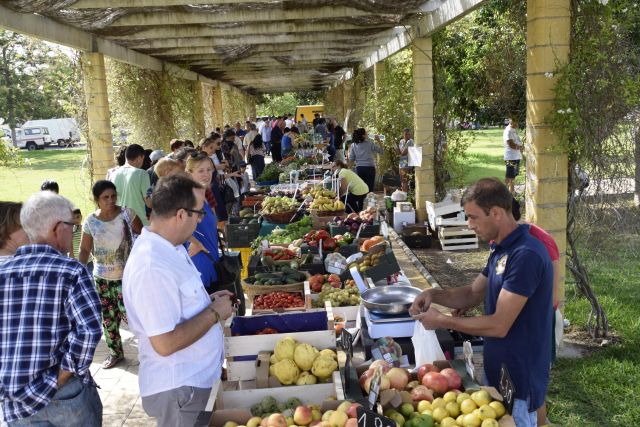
[8,377,102,427]
[512,398,537,427]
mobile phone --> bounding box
[379,135,386,141]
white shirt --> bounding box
[122,228,223,396]
[285,119,294,128]
[503,125,522,161]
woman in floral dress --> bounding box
[79,180,143,368]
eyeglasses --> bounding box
[181,207,206,220]
[56,220,76,231]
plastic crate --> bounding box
[225,218,260,248]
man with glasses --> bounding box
[122,174,234,427]
[0,191,103,426]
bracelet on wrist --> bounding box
[207,306,220,322]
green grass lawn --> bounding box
[463,128,526,186]
[0,148,93,214]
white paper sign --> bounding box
[408,146,422,167]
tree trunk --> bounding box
[1,44,16,146]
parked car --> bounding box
[14,126,54,150]
[23,118,80,147]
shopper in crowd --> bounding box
[154,158,183,179]
[332,160,369,213]
[106,145,127,181]
[123,174,234,427]
[243,123,258,150]
[183,139,195,148]
[247,133,266,180]
[70,208,83,259]
[0,201,28,264]
[398,127,414,193]
[167,139,184,160]
[234,121,246,139]
[40,180,59,193]
[503,118,523,194]
[348,128,384,193]
[109,144,151,226]
[184,153,222,292]
[332,118,347,162]
[0,191,103,425]
[270,117,285,162]
[79,180,142,369]
[281,126,299,158]
[260,117,272,155]
[142,149,153,171]
[410,178,553,427]
[147,149,165,188]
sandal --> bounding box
[102,354,124,369]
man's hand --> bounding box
[409,290,433,316]
[210,293,234,320]
[188,238,208,257]
[57,369,73,388]
[412,307,447,330]
[451,307,471,317]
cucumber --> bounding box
[285,278,299,284]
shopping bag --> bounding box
[412,321,445,365]
[408,146,422,167]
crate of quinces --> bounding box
[350,359,516,427]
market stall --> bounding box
[209,162,516,427]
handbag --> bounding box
[203,231,246,316]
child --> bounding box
[70,208,82,259]
[40,180,59,193]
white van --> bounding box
[14,126,54,150]
[23,118,80,147]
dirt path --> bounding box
[412,245,490,289]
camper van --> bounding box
[23,118,80,146]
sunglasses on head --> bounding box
[190,151,209,159]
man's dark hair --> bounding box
[40,180,59,193]
[169,139,184,152]
[223,128,236,140]
[125,144,145,161]
[152,174,203,218]
[142,149,153,170]
[72,208,82,215]
[92,180,117,201]
[352,128,366,144]
[290,126,299,134]
[115,145,128,166]
[174,147,197,162]
[183,140,194,148]
[511,197,522,221]
[461,177,512,215]
[314,113,320,118]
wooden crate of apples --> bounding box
[357,360,513,427]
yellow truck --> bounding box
[295,105,324,124]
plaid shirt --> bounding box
[0,244,102,422]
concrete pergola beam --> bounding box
[111,7,393,27]
[0,4,217,86]
[146,44,379,58]
[108,22,396,41]
[125,31,399,49]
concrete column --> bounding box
[343,79,355,133]
[193,81,206,141]
[526,0,570,307]
[353,72,366,129]
[249,96,257,121]
[81,52,114,184]
[212,84,224,129]
[412,37,435,221]
[335,84,345,126]
[374,61,386,124]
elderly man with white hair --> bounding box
[0,192,103,426]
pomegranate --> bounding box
[422,371,449,395]
[416,363,440,382]
[440,368,462,390]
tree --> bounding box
[0,30,79,143]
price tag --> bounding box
[498,363,515,415]
[340,329,354,358]
[356,406,395,427]
[261,240,270,249]
[355,222,364,240]
[343,350,351,393]
[318,239,323,259]
[380,221,389,240]
[367,367,382,410]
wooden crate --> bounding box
[438,226,479,251]
[223,305,336,383]
[426,199,463,230]
[247,282,312,315]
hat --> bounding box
[239,160,247,167]
[150,149,165,162]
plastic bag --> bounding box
[391,189,407,202]
[412,321,445,365]
[555,308,564,349]
[325,252,347,274]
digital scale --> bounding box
[363,307,416,339]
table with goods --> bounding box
[209,178,516,427]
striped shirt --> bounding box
[0,244,102,422]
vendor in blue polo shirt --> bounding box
[409,177,553,427]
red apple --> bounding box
[410,385,434,402]
[385,367,410,390]
[440,368,462,390]
[345,419,357,427]
[422,372,449,395]
[328,274,341,282]
[416,364,440,382]
[359,369,374,390]
[294,406,313,426]
[346,403,362,419]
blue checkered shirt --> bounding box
[0,244,102,422]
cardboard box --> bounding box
[393,206,415,233]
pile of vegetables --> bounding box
[331,209,377,231]
[256,162,282,182]
[250,216,313,252]
[251,396,303,417]
[244,269,307,286]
